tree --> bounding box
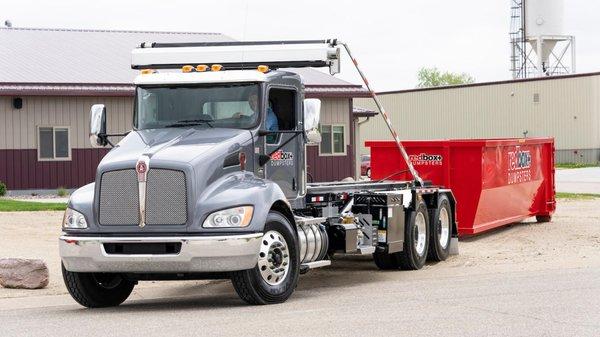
[416,67,475,88]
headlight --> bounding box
[63,208,88,229]
[203,206,254,228]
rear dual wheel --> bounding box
[397,200,430,270]
[373,200,430,270]
[427,194,452,262]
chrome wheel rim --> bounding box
[439,207,450,249]
[414,212,427,256]
[257,230,290,286]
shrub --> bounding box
[57,187,68,197]
[0,181,6,197]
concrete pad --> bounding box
[555,167,600,194]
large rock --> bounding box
[0,258,49,289]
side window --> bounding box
[38,126,70,161]
[319,124,346,155]
[266,88,297,144]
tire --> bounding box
[231,211,300,305]
[536,215,552,223]
[373,250,400,270]
[61,263,135,308]
[427,194,452,262]
[397,200,430,270]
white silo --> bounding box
[526,0,564,37]
[510,0,575,78]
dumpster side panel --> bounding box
[449,145,484,235]
[472,142,547,234]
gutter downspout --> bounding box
[354,116,372,179]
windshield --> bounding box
[135,84,260,130]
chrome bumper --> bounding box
[59,233,262,273]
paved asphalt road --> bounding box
[1,259,599,337]
[555,167,600,194]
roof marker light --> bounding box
[140,69,155,75]
[196,65,208,72]
[257,65,269,73]
[182,65,194,73]
[211,64,223,72]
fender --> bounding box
[64,183,96,229]
[191,171,290,233]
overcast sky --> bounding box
[3,0,599,91]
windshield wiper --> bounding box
[165,119,214,128]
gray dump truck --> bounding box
[60,40,458,307]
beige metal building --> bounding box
[356,72,600,164]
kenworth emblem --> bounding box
[136,155,150,227]
[136,160,148,182]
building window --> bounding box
[319,124,346,155]
[38,126,71,161]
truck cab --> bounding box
[61,53,329,305]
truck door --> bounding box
[264,88,304,200]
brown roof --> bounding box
[0,27,367,98]
[0,82,372,98]
[353,106,378,117]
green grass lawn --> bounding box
[555,163,600,169]
[556,192,600,200]
[0,199,67,212]
[0,192,596,212]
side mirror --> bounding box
[303,98,321,130]
[305,129,322,144]
[303,99,321,144]
[89,104,108,148]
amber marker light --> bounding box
[239,152,247,171]
[182,65,194,73]
[196,65,208,72]
[257,65,269,73]
[211,64,223,72]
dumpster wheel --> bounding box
[536,215,552,223]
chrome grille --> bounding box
[146,169,187,225]
[99,169,139,225]
[98,168,187,226]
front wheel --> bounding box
[61,264,135,308]
[231,211,300,305]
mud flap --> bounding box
[449,237,459,255]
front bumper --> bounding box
[59,233,262,273]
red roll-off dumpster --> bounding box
[366,138,556,235]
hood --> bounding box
[99,127,252,168]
